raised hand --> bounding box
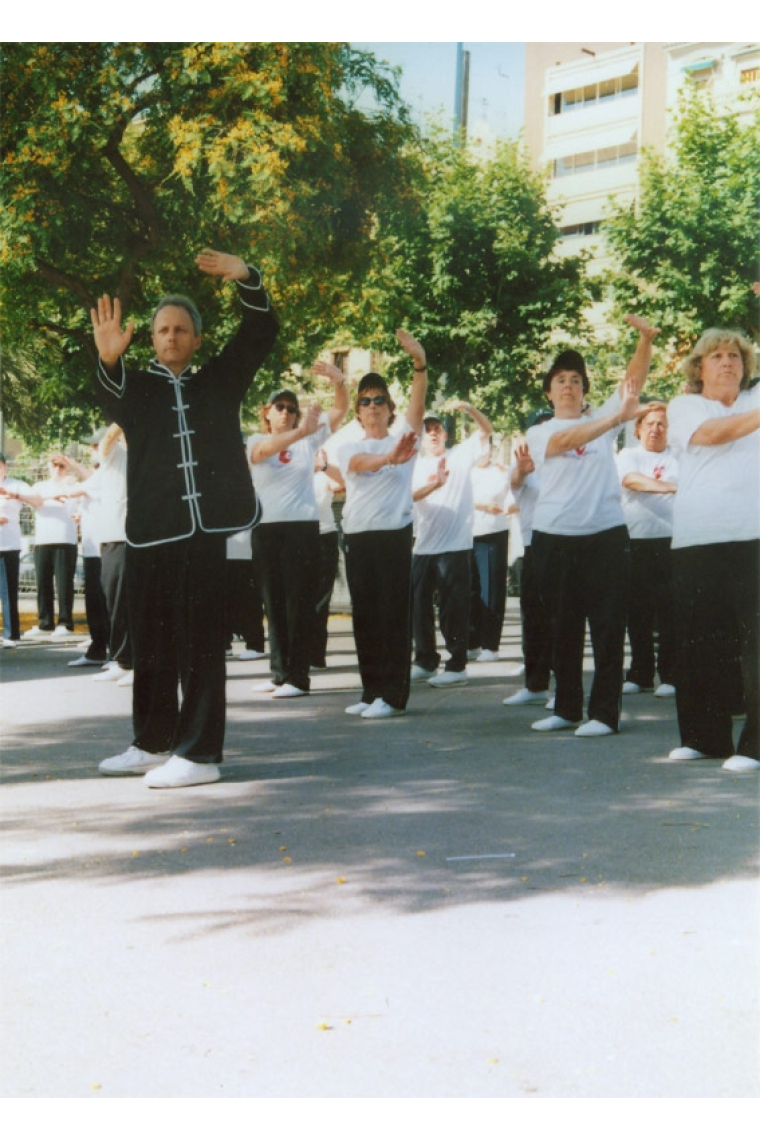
[390,430,418,466]
[195,249,249,282]
[513,443,535,475]
[300,402,323,437]
[619,378,640,423]
[395,329,426,369]
[90,295,135,367]
[313,359,346,388]
[624,314,661,341]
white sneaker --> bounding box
[346,701,370,715]
[545,695,555,710]
[144,756,221,788]
[503,687,549,706]
[575,719,615,737]
[238,649,267,660]
[50,625,74,640]
[428,670,468,688]
[92,663,128,682]
[68,654,107,668]
[2,639,18,648]
[467,648,481,661]
[722,755,760,773]
[654,683,676,698]
[271,683,308,699]
[99,745,163,776]
[476,649,501,662]
[22,626,51,641]
[252,679,277,693]
[531,715,580,732]
[668,746,709,760]
[361,698,405,719]
[411,664,437,681]
[622,681,643,695]
[116,670,134,687]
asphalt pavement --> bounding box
[1,603,758,1098]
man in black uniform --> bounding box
[91,249,278,787]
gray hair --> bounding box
[151,294,202,335]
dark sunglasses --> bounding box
[273,402,298,414]
[358,395,388,407]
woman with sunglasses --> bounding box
[248,377,349,698]
[336,330,428,719]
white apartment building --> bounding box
[524,41,759,334]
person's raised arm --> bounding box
[250,403,323,464]
[396,329,427,434]
[312,360,350,432]
[688,406,760,447]
[348,431,418,474]
[452,400,493,439]
[621,314,661,398]
[195,249,250,282]
[413,457,448,501]
[546,379,639,457]
[510,443,535,491]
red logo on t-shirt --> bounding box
[278,450,292,464]
[653,464,664,480]
[575,446,586,456]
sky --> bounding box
[353,43,526,142]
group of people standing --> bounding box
[2,249,757,786]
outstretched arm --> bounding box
[195,249,250,282]
[348,431,418,473]
[312,360,350,432]
[621,314,660,398]
[451,400,493,439]
[90,296,135,369]
[546,380,639,457]
[396,330,427,434]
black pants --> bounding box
[520,544,552,693]
[626,537,675,688]
[224,546,265,652]
[413,549,471,673]
[127,532,227,764]
[344,525,413,710]
[83,556,110,660]
[251,520,319,691]
[672,540,759,760]
[309,530,340,668]
[34,543,77,630]
[532,526,630,731]
[0,550,21,641]
[100,541,131,668]
[470,532,509,652]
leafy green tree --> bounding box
[0,42,415,442]
[604,87,760,390]
[350,131,598,432]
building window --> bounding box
[549,66,639,115]
[740,66,759,84]
[332,351,348,373]
[552,137,639,178]
[559,221,602,238]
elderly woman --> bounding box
[526,315,660,737]
[336,330,427,719]
[616,402,678,699]
[249,375,348,698]
[666,329,759,772]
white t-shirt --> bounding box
[31,479,78,545]
[249,419,329,524]
[314,471,337,535]
[413,432,488,555]
[471,462,511,538]
[616,445,678,539]
[510,471,540,547]
[667,387,760,549]
[338,418,418,534]
[0,478,28,552]
[526,393,625,536]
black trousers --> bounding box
[413,549,471,673]
[532,526,630,731]
[100,541,131,668]
[470,532,509,652]
[0,549,21,641]
[126,531,227,764]
[83,556,110,660]
[344,525,413,710]
[34,543,77,630]
[672,540,759,760]
[224,543,265,652]
[251,520,319,691]
[625,537,676,688]
[520,544,552,693]
[309,530,340,668]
